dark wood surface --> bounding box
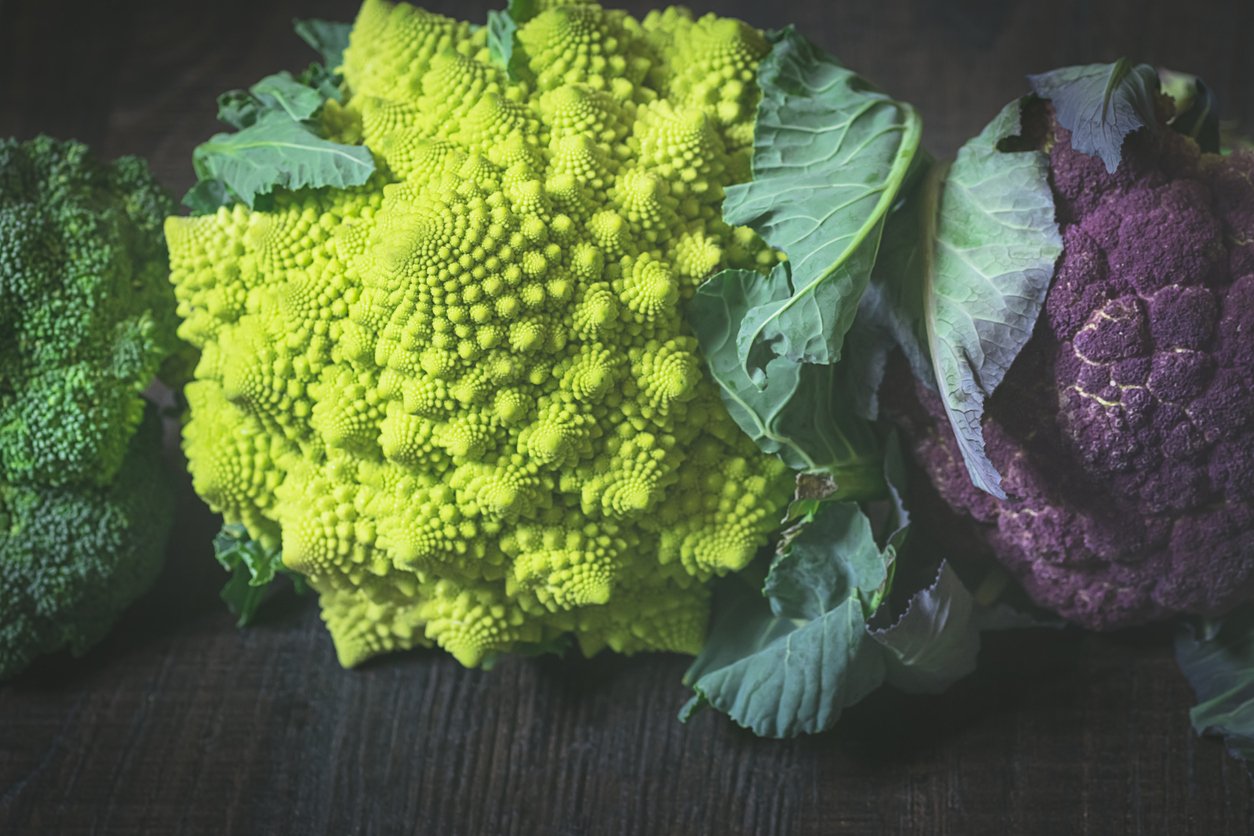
[2,0,1253,833]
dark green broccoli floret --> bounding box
[0,137,179,485]
[0,135,179,679]
[0,407,173,675]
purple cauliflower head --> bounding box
[891,110,1254,630]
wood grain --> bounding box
[2,0,1253,833]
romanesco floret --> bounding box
[0,136,178,679]
[166,0,793,668]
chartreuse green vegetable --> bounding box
[170,0,997,734]
[166,0,803,669]
[0,136,179,679]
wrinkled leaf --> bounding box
[250,71,325,122]
[1175,605,1254,766]
[506,0,538,23]
[217,89,264,130]
[297,62,345,104]
[684,500,987,737]
[691,268,885,494]
[213,523,306,627]
[192,111,375,208]
[487,0,539,78]
[181,179,233,215]
[487,10,519,75]
[921,99,1062,498]
[682,586,885,738]
[1159,68,1220,153]
[843,155,936,420]
[681,504,891,738]
[1028,59,1159,173]
[294,18,352,70]
[765,502,888,619]
[880,431,910,544]
[870,561,980,693]
[718,27,921,378]
[788,472,841,521]
[217,72,326,130]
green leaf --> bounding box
[487,10,518,73]
[293,18,351,70]
[188,22,357,211]
[717,27,920,378]
[925,100,1061,497]
[839,101,1061,497]
[297,62,344,104]
[217,72,326,130]
[1027,59,1159,173]
[1159,68,1220,153]
[765,502,888,619]
[901,99,1062,499]
[681,502,891,737]
[487,1,536,80]
[1175,605,1254,765]
[870,561,980,693]
[842,153,935,420]
[293,17,349,102]
[181,179,233,215]
[212,523,305,627]
[250,71,325,122]
[192,111,375,208]
[690,268,885,494]
[681,570,887,738]
[505,0,537,24]
[682,486,987,736]
[217,89,263,130]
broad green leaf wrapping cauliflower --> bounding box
[166,0,794,667]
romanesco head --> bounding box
[167,0,792,668]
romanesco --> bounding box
[0,136,178,679]
[166,0,795,668]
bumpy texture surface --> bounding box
[166,0,793,668]
[0,136,177,678]
[893,112,1254,630]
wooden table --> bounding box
[2,0,1252,832]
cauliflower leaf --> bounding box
[858,98,1062,499]
[1028,59,1159,173]
[1176,606,1254,768]
[682,498,983,737]
[706,27,921,379]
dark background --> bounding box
[2,0,1253,833]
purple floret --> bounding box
[891,114,1254,630]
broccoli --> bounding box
[886,67,1254,630]
[0,136,179,678]
[166,0,795,668]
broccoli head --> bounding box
[166,0,795,668]
[0,136,178,678]
[891,102,1254,630]
[0,408,174,676]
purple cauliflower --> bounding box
[890,106,1254,630]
